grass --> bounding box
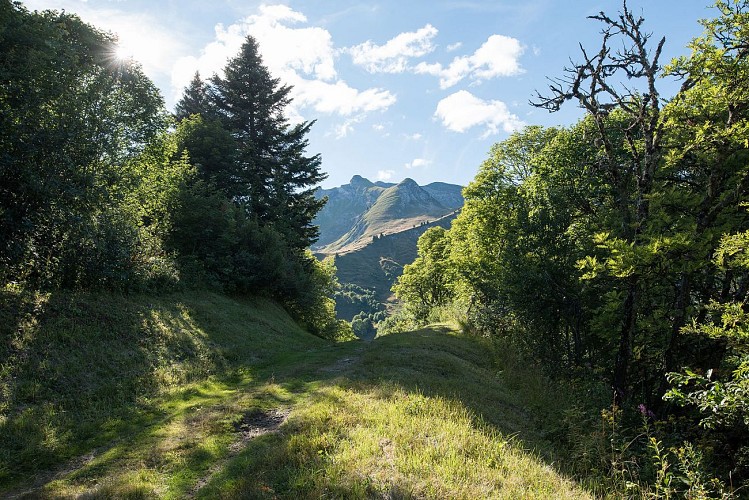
[1,289,593,498]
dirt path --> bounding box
[190,344,367,497]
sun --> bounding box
[112,35,151,65]
[114,44,134,61]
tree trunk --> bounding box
[613,276,637,404]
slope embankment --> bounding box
[1,289,591,498]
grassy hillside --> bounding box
[1,288,592,498]
[333,212,459,318]
[313,176,388,250]
[0,288,325,495]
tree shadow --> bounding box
[0,290,321,494]
[195,327,590,498]
[1,294,587,498]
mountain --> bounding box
[332,210,460,320]
[311,176,463,327]
[312,175,389,250]
[422,182,466,208]
[313,176,463,254]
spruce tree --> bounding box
[174,71,211,120]
[209,35,327,248]
[272,120,327,248]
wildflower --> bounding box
[638,403,656,419]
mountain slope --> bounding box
[1,289,592,498]
[314,176,463,254]
[422,181,465,208]
[332,211,459,319]
[313,175,388,249]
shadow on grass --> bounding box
[1,290,169,489]
[0,289,320,495]
[194,327,590,499]
[1,291,587,498]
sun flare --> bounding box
[112,35,155,65]
[114,44,133,61]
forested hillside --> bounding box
[0,1,342,337]
[332,211,458,338]
[392,1,749,495]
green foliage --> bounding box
[392,226,455,320]
[392,1,749,492]
[194,36,327,250]
[1,4,338,334]
[665,228,749,484]
[376,308,422,337]
[0,3,177,291]
[170,36,334,328]
[282,253,345,339]
[351,313,376,339]
[173,114,240,198]
[173,71,211,120]
[334,283,384,320]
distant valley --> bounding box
[313,176,463,329]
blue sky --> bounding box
[23,0,714,188]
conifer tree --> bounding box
[174,71,210,120]
[208,35,326,248]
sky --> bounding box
[22,0,715,189]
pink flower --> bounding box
[638,403,656,419]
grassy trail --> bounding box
[1,292,590,499]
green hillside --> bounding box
[332,211,459,320]
[0,289,592,498]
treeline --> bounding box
[0,2,341,337]
[393,1,749,495]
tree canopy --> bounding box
[393,0,749,492]
[1,2,339,337]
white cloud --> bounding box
[372,123,391,137]
[171,25,242,93]
[289,76,396,116]
[172,4,396,118]
[405,158,431,169]
[377,170,396,181]
[331,114,366,139]
[246,5,337,81]
[347,24,438,73]
[446,42,463,52]
[415,34,524,88]
[435,90,524,137]
[404,132,423,140]
[172,4,335,91]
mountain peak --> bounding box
[397,177,418,188]
[350,175,374,187]
[313,175,464,253]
